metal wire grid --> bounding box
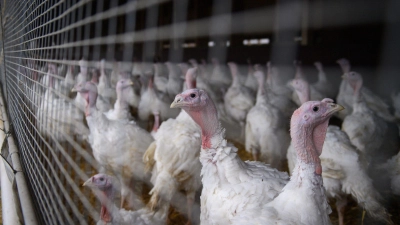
[0,0,398,224]
[0,0,206,224]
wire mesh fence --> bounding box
[0,0,399,225]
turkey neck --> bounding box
[255,73,268,105]
[317,69,327,82]
[294,65,304,79]
[352,79,362,103]
[291,112,328,175]
[295,84,310,104]
[100,71,111,89]
[185,100,222,149]
[229,65,240,87]
[84,90,98,117]
[115,86,130,109]
[152,113,160,133]
[95,187,118,223]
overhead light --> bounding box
[182,42,196,48]
[208,41,215,47]
[249,39,258,45]
[226,41,230,47]
[243,38,270,46]
[259,38,270,44]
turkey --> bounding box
[153,63,168,94]
[91,68,112,113]
[287,77,393,225]
[265,62,297,123]
[245,68,290,169]
[104,77,134,121]
[341,72,399,164]
[265,62,292,99]
[171,87,345,224]
[165,62,184,99]
[37,63,88,142]
[244,59,258,92]
[380,151,400,195]
[73,81,154,209]
[84,174,165,225]
[224,62,255,137]
[143,67,202,225]
[312,61,336,99]
[209,58,231,94]
[73,59,90,112]
[98,59,117,106]
[187,60,228,121]
[138,74,179,122]
[336,58,394,121]
[290,62,324,106]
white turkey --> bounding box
[84,174,165,225]
[224,62,255,137]
[153,63,168,94]
[171,88,344,224]
[244,59,258,92]
[98,59,117,106]
[37,63,88,142]
[138,70,179,122]
[290,61,324,106]
[104,77,135,121]
[91,68,112,113]
[336,58,394,121]
[265,62,292,99]
[287,77,392,225]
[265,62,297,123]
[341,72,399,164]
[73,59,90,112]
[73,81,154,209]
[209,58,231,95]
[245,68,290,169]
[165,62,184,99]
[379,151,400,195]
[143,68,202,225]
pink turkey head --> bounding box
[91,69,100,84]
[83,174,114,223]
[171,89,219,149]
[343,71,363,95]
[116,77,134,91]
[83,174,113,191]
[291,99,344,174]
[72,81,98,116]
[227,62,238,78]
[171,89,209,111]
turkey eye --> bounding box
[313,106,319,112]
[190,93,196,98]
[99,177,104,181]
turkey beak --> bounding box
[170,95,184,108]
[71,87,77,92]
[83,177,94,187]
[128,81,134,86]
[325,103,344,116]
